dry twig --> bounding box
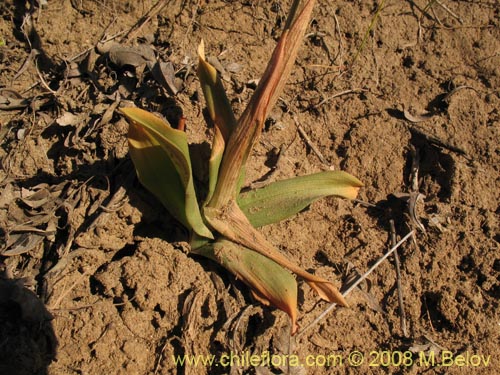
[409,126,468,157]
[435,0,463,24]
[293,116,328,165]
[316,88,367,107]
[332,12,344,65]
[298,230,415,336]
[248,144,287,190]
[121,0,169,42]
[390,219,408,337]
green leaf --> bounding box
[122,107,213,239]
[190,232,210,251]
[197,41,236,142]
[203,201,348,307]
[194,238,298,334]
[238,171,363,227]
[197,41,238,204]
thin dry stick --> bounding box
[87,185,128,231]
[48,272,87,310]
[332,12,344,65]
[422,0,438,15]
[182,0,201,49]
[430,5,444,27]
[423,295,436,333]
[68,30,126,63]
[316,88,367,107]
[298,230,415,336]
[293,116,328,165]
[121,0,169,42]
[390,219,408,337]
[50,301,101,312]
[435,0,463,24]
[409,126,468,157]
[353,198,381,209]
[154,338,169,374]
[35,59,57,95]
[248,144,287,189]
[11,49,39,83]
[351,0,386,66]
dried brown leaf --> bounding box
[208,0,317,208]
[150,61,180,95]
[19,189,51,209]
[108,43,155,68]
[0,89,30,110]
[2,232,44,256]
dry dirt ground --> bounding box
[0,1,499,374]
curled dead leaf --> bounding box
[403,106,434,123]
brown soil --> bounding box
[0,1,498,374]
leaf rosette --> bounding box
[121,0,363,334]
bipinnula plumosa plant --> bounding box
[121,0,363,333]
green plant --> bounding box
[121,0,362,333]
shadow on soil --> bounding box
[0,273,57,375]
